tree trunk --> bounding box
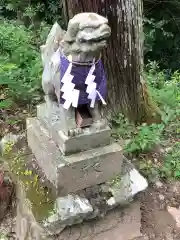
[63,0,161,124]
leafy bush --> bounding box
[0,20,43,108]
[160,142,180,179]
[144,0,180,70]
[111,113,135,140]
[125,123,164,153]
[145,61,180,109]
[0,0,64,26]
[112,62,179,159]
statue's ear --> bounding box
[64,19,79,42]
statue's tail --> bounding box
[40,22,65,66]
[41,23,65,101]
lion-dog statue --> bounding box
[40,13,111,137]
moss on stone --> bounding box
[3,140,55,222]
[108,175,122,188]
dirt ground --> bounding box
[1,182,180,240]
[141,182,180,240]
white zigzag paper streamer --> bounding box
[61,63,80,109]
[85,64,106,108]
[60,59,106,110]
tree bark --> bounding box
[63,0,161,124]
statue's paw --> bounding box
[76,127,83,135]
[92,119,107,130]
[68,128,83,137]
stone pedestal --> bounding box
[16,177,143,240]
[27,118,123,196]
[22,98,148,237]
[13,148,146,238]
[1,134,147,238]
[16,178,143,240]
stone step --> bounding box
[16,175,143,240]
[26,117,124,196]
[37,103,111,155]
[15,165,143,239]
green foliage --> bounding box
[139,158,160,182]
[145,61,180,110]
[0,20,43,105]
[125,123,164,153]
[0,99,13,109]
[0,0,64,27]
[111,114,135,140]
[144,0,180,70]
[139,142,180,182]
[0,0,64,108]
[160,143,180,180]
[112,62,180,181]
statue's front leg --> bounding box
[59,106,75,136]
[43,95,82,137]
[88,102,101,122]
[88,102,107,130]
[59,105,83,136]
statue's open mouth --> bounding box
[79,30,110,43]
[79,34,109,43]
[93,35,109,42]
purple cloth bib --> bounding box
[60,55,107,106]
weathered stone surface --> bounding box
[16,174,142,239]
[16,172,143,238]
[37,104,111,155]
[0,164,14,221]
[27,117,123,196]
[78,163,148,215]
[44,195,93,234]
[57,201,142,240]
[104,165,148,207]
[16,181,53,240]
[16,180,93,238]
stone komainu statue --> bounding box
[40,13,111,136]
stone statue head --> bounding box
[61,13,111,57]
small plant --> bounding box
[109,175,121,188]
[139,157,159,181]
[3,141,14,155]
[125,123,164,154]
[160,142,180,180]
[111,113,135,140]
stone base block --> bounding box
[1,136,147,239]
[16,174,144,238]
[26,117,123,196]
[16,176,143,239]
[37,103,111,155]
[15,160,147,238]
[15,151,147,237]
[17,190,142,240]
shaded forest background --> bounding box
[1,0,180,70]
